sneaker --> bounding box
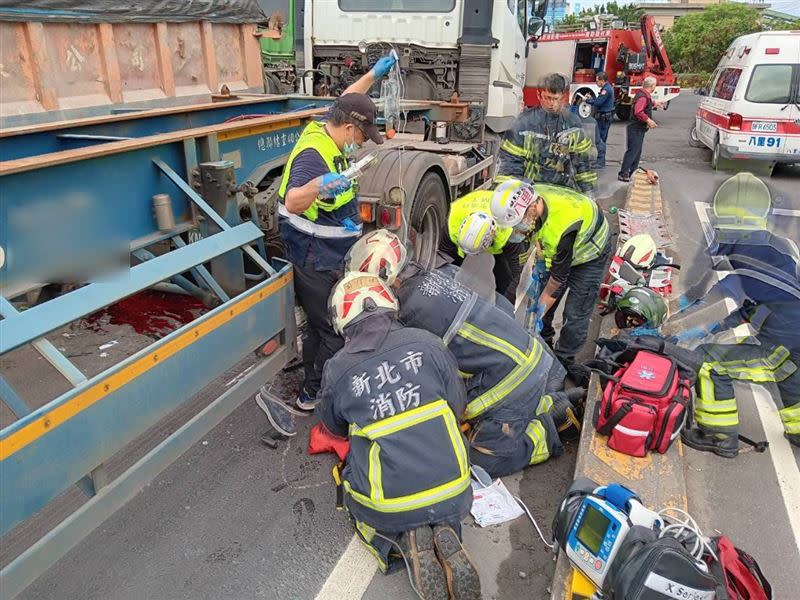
[399,526,448,600]
[432,525,481,600]
[681,427,738,458]
[295,388,320,412]
[255,391,297,437]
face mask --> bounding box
[509,232,526,243]
[343,127,359,156]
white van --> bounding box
[692,30,800,170]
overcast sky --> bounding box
[579,0,800,16]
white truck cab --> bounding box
[694,30,800,170]
[304,0,533,133]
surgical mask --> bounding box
[343,127,359,156]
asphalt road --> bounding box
[11,93,800,599]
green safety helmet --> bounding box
[712,172,771,231]
[614,286,668,329]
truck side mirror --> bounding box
[527,17,544,37]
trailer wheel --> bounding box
[409,172,447,270]
[615,104,631,121]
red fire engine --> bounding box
[525,15,680,120]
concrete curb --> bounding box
[549,171,688,600]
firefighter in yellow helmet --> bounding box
[444,178,538,302]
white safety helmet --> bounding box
[490,179,537,228]
[344,229,409,285]
[457,211,496,255]
[618,234,657,269]
[329,273,399,335]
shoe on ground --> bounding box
[295,387,320,412]
[432,525,481,600]
[255,391,297,437]
[566,363,591,388]
[399,526,449,600]
[681,427,738,458]
[618,174,631,182]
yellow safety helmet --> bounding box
[490,178,537,228]
[618,234,657,269]
[329,273,399,335]
[457,211,496,255]
[712,172,771,231]
[344,229,409,285]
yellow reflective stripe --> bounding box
[695,411,739,428]
[572,138,592,154]
[706,345,791,372]
[457,322,527,366]
[358,400,449,439]
[784,421,800,434]
[355,532,388,572]
[501,139,526,158]
[344,475,470,513]
[464,340,544,420]
[536,394,553,416]
[458,370,472,379]
[695,397,737,413]
[575,171,598,182]
[355,519,376,543]
[779,403,800,421]
[525,420,550,465]
[369,442,383,501]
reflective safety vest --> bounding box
[447,191,513,257]
[534,184,610,268]
[318,316,472,532]
[396,266,554,421]
[278,121,356,222]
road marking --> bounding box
[749,384,800,557]
[773,208,800,217]
[315,534,377,600]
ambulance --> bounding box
[692,31,800,171]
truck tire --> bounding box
[409,172,448,269]
[616,104,631,121]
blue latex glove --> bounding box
[534,259,547,278]
[674,326,708,344]
[319,173,351,199]
[531,302,547,334]
[372,54,397,78]
[341,217,359,232]
[630,326,662,338]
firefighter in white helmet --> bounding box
[319,272,480,600]
[346,231,585,478]
[444,178,538,302]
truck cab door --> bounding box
[486,0,528,129]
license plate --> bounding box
[751,121,777,132]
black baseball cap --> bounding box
[331,93,384,145]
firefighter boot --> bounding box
[432,525,482,600]
[549,389,585,440]
[399,526,448,600]
[681,427,739,459]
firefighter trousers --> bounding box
[695,341,800,444]
[468,391,566,478]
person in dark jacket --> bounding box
[274,53,396,413]
[319,273,480,600]
[618,76,658,182]
[498,73,597,195]
[345,231,584,478]
[585,72,615,169]
[672,175,800,456]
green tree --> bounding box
[604,2,644,24]
[662,3,762,72]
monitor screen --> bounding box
[577,504,610,555]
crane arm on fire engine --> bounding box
[640,14,672,75]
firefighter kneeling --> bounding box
[345,231,584,479]
[319,273,480,600]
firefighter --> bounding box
[497,73,597,195]
[673,176,800,456]
[585,71,615,169]
[319,273,479,600]
[273,53,396,413]
[442,178,537,303]
[527,184,612,382]
[345,231,584,478]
